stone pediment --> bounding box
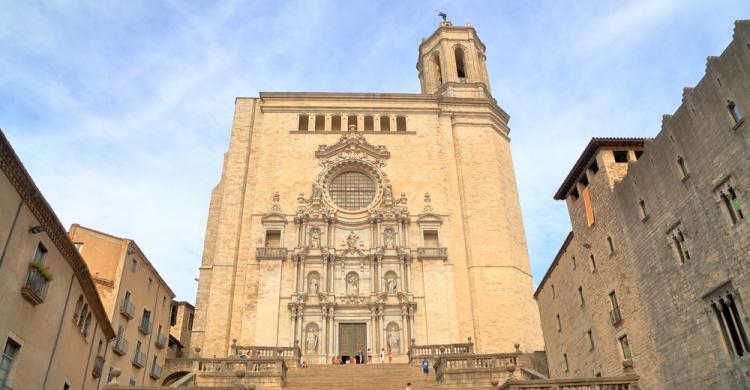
[315,130,390,161]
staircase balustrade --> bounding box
[498,375,640,389]
[408,337,474,363]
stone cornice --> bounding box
[0,129,116,340]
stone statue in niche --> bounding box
[383,228,396,249]
[385,272,397,294]
[346,272,359,296]
[309,228,321,248]
[387,329,400,351]
[308,272,320,293]
[306,327,319,352]
[311,182,322,199]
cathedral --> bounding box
[191,19,543,364]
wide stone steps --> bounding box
[284,363,493,390]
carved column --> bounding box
[292,256,300,294]
[378,256,383,292]
[297,308,305,349]
[328,308,335,356]
[321,308,328,355]
[369,307,376,353]
[404,256,411,293]
[322,255,328,294]
[400,307,407,354]
[290,309,297,347]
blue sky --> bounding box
[1,1,748,301]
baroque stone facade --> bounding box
[191,20,543,363]
[536,20,750,389]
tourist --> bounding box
[421,358,430,382]
[301,360,308,368]
[357,348,363,364]
[387,349,393,363]
[379,348,385,363]
[406,383,413,390]
[367,347,372,363]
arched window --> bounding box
[396,116,407,132]
[74,295,84,322]
[83,312,93,336]
[431,53,443,84]
[79,304,89,330]
[454,47,467,79]
[298,115,309,131]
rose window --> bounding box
[328,171,377,210]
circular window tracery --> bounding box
[328,171,376,211]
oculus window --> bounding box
[329,172,376,210]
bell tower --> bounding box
[417,18,492,97]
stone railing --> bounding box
[408,338,474,363]
[230,340,302,368]
[165,358,288,388]
[417,247,448,260]
[434,353,520,386]
[498,375,640,390]
[256,247,288,261]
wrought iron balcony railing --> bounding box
[21,264,50,305]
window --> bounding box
[0,338,20,388]
[380,116,391,131]
[707,284,750,357]
[129,378,136,386]
[727,100,742,123]
[578,286,585,307]
[634,150,644,160]
[638,199,648,221]
[331,115,342,131]
[170,302,178,326]
[298,115,309,131]
[571,256,577,270]
[589,254,597,272]
[619,334,632,359]
[668,225,690,263]
[188,313,194,329]
[162,296,166,308]
[607,236,614,254]
[717,181,744,225]
[551,284,556,298]
[142,309,151,327]
[364,116,374,131]
[432,53,443,84]
[613,150,629,163]
[64,382,70,390]
[107,366,114,383]
[74,295,84,322]
[347,115,357,130]
[677,156,689,179]
[396,116,407,131]
[556,314,562,332]
[78,304,89,330]
[587,329,595,350]
[454,47,466,79]
[33,242,48,263]
[588,160,599,174]
[423,230,439,247]
[148,278,153,290]
[329,172,376,210]
[582,186,594,226]
[265,230,281,248]
[569,187,579,200]
[563,353,569,372]
[131,259,137,273]
[609,291,622,325]
[314,115,325,131]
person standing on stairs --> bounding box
[388,349,393,363]
[422,358,430,382]
[367,347,373,363]
[406,383,413,390]
[379,348,385,363]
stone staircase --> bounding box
[284,363,493,390]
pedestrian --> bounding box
[357,348,363,364]
[388,349,393,363]
[406,383,413,390]
[367,347,372,363]
[421,358,430,382]
[379,348,385,363]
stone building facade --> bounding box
[536,20,750,389]
[191,20,544,363]
[69,224,176,388]
[0,130,116,390]
[168,301,194,359]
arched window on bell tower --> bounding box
[431,52,443,85]
[454,47,467,79]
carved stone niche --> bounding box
[416,211,446,261]
[257,213,289,261]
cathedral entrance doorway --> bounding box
[338,323,367,363]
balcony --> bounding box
[133,350,146,368]
[256,247,288,261]
[92,356,105,378]
[610,307,623,326]
[120,300,135,319]
[21,263,51,305]
[139,319,152,335]
[417,247,448,260]
[155,331,167,349]
[113,336,129,356]
[149,362,163,379]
